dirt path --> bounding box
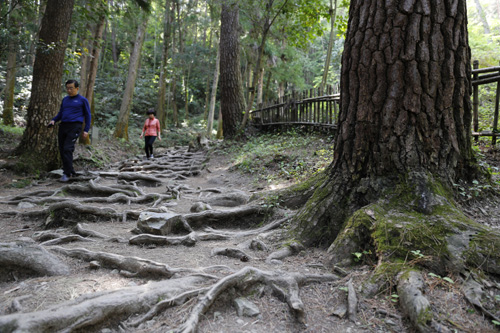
[0,145,498,332]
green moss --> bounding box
[374,260,411,281]
[465,230,500,273]
[417,306,433,326]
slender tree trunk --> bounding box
[216,108,223,139]
[206,40,220,139]
[79,8,93,99]
[113,16,148,140]
[296,0,477,247]
[202,5,213,121]
[320,0,337,90]
[157,0,173,130]
[111,23,118,70]
[219,1,245,138]
[16,0,75,171]
[171,76,179,127]
[84,12,106,107]
[474,0,491,34]
[240,0,289,130]
[3,36,17,126]
[256,67,265,105]
[80,8,106,144]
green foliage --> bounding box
[0,123,24,136]
[352,250,371,262]
[386,293,399,303]
[428,272,454,285]
[224,130,334,184]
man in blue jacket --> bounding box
[48,80,91,182]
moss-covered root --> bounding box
[326,173,500,276]
[397,270,436,332]
[250,170,327,209]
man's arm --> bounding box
[50,98,65,125]
[82,97,91,138]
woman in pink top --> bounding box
[140,109,161,159]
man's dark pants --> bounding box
[58,122,82,176]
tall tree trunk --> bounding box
[216,108,223,139]
[202,4,213,121]
[320,0,337,90]
[240,0,289,130]
[206,40,220,139]
[219,1,245,138]
[113,16,148,140]
[111,22,118,70]
[2,33,17,126]
[295,0,478,251]
[171,76,179,127]
[256,67,265,105]
[80,8,106,144]
[157,0,173,130]
[474,0,491,34]
[16,0,75,171]
[79,4,94,99]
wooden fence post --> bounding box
[493,61,500,145]
[473,60,479,141]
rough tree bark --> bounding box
[293,0,500,275]
[15,0,75,171]
[114,15,149,140]
[296,0,478,242]
[289,2,500,328]
[219,1,246,138]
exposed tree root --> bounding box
[347,278,358,322]
[463,277,500,324]
[0,275,211,332]
[0,241,70,278]
[74,223,127,243]
[182,205,269,229]
[129,231,229,247]
[266,242,305,263]
[49,246,195,278]
[127,287,211,328]
[116,172,163,186]
[40,234,95,246]
[8,295,31,314]
[237,238,269,252]
[203,215,292,238]
[211,247,251,261]
[397,270,436,332]
[174,266,339,333]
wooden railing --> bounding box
[250,64,500,144]
[472,60,500,145]
[249,85,339,130]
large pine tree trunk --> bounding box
[336,0,474,184]
[219,2,245,138]
[294,0,482,267]
[16,0,74,171]
[114,16,148,140]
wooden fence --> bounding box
[249,85,339,131]
[472,60,500,145]
[250,63,500,144]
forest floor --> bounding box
[0,127,499,332]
